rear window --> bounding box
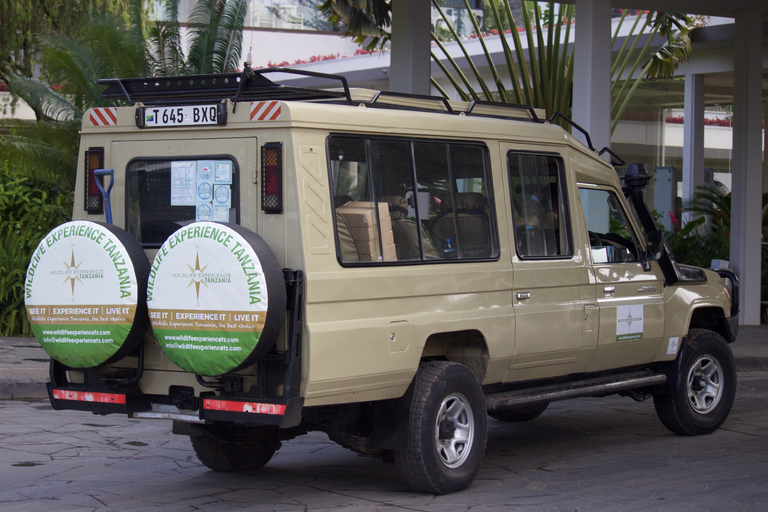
[126,157,239,247]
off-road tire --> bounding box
[190,426,279,472]
[394,361,487,494]
[489,403,549,423]
[653,328,736,436]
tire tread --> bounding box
[394,361,487,494]
[653,328,735,436]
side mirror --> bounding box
[646,230,665,261]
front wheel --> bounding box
[395,361,487,494]
[653,329,736,436]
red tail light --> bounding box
[84,147,104,214]
[262,142,283,214]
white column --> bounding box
[572,0,612,152]
[730,10,763,325]
[389,0,431,95]
[764,102,768,193]
[682,73,705,226]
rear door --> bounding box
[110,137,258,243]
[502,146,594,382]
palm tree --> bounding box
[0,0,249,189]
[0,12,147,187]
[152,0,249,75]
[431,1,697,132]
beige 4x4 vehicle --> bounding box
[25,67,738,494]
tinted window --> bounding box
[126,158,238,247]
[508,153,572,258]
[328,136,498,264]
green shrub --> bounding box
[0,173,72,335]
[665,217,730,268]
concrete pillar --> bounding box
[572,0,612,152]
[764,102,768,193]
[389,0,431,95]
[730,10,763,325]
[682,73,705,226]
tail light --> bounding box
[262,142,283,214]
[84,147,104,214]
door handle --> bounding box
[603,286,616,294]
[516,292,531,300]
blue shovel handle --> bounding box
[93,168,115,224]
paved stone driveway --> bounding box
[2,372,767,511]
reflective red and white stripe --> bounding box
[250,101,281,121]
[52,389,126,404]
[89,108,118,126]
[203,398,286,415]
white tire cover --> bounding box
[147,222,286,376]
[24,221,150,368]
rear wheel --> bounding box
[489,403,548,422]
[394,361,487,494]
[653,329,736,436]
[190,425,280,472]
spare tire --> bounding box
[24,221,150,368]
[147,222,286,376]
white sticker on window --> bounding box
[616,304,644,342]
[667,337,680,355]
[171,161,196,206]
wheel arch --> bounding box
[419,329,490,383]
[687,306,734,343]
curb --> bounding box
[0,368,49,400]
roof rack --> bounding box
[99,65,356,107]
[98,65,544,124]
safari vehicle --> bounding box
[25,66,739,494]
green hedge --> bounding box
[0,174,72,335]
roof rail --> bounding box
[466,101,540,123]
[99,65,355,107]
[367,90,455,114]
[549,112,594,150]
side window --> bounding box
[413,142,496,260]
[328,135,498,264]
[579,188,639,263]
[508,152,572,258]
[126,158,238,247]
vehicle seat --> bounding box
[430,192,492,259]
[384,196,437,260]
[335,210,359,262]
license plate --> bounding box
[142,105,219,127]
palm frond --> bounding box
[4,74,82,122]
[318,0,390,50]
[187,0,223,74]
[432,1,493,101]
[213,0,249,73]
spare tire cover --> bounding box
[147,222,286,376]
[24,221,150,368]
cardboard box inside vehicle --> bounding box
[337,202,396,261]
[337,201,390,228]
